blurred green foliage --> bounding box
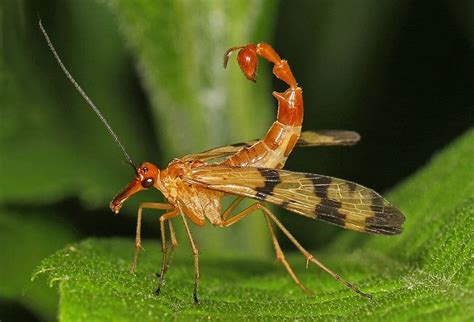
[1,0,473,320]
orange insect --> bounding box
[40,19,405,303]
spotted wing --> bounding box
[186,165,405,235]
[181,130,361,162]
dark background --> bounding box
[1,0,473,320]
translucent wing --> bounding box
[181,140,255,162]
[185,165,405,235]
[296,130,360,146]
[181,130,360,162]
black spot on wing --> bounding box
[280,201,290,209]
[279,199,299,212]
[369,196,384,214]
[304,174,346,227]
[346,181,357,193]
[316,205,346,226]
[365,195,405,235]
[255,168,281,201]
[365,224,403,235]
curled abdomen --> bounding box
[223,43,304,169]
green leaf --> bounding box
[34,129,474,320]
[0,208,78,321]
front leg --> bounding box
[130,202,173,273]
[156,209,179,295]
[167,220,178,267]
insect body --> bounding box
[40,20,405,303]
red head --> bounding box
[110,162,160,214]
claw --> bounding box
[223,44,258,82]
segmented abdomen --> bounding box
[221,43,304,169]
[222,86,303,169]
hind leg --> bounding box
[263,213,313,294]
[260,205,372,299]
[222,202,371,298]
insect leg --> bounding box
[221,196,245,220]
[131,202,174,273]
[222,203,312,294]
[180,211,200,304]
[261,205,372,299]
[220,203,263,227]
[156,209,180,296]
[263,213,313,295]
[167,220,178,268]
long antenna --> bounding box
[38,18,136,168]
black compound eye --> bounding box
[141,177,154,188]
